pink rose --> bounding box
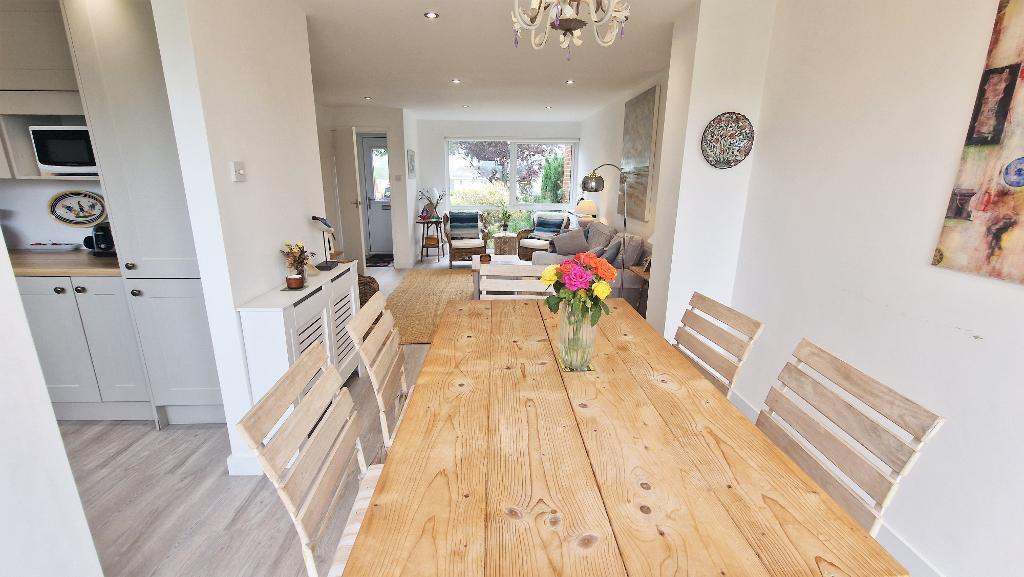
[562,263,593,292]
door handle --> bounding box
[130,289,143,297]
[351,200,362,206]
[74,286,87,294]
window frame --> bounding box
[444,137,579,211]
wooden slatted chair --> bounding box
[673,292,764,396]
[479,263,553,300]
[756,339,944,535]
[344,292,409,452]
[236,342,381,577]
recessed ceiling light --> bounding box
[545,106,553,109]
[565,79,576,85]
[424,11,439,19]
[451,78,462,84]
[462,104,471,108]
[363,96,372,101]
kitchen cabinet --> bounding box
[125,278,220,406]
[62,0,199,279]
[17,277,100,403]
[73,277,149,402]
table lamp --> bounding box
[582,164,627,297]
[575,198,599,227]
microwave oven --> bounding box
[29,126,98,175]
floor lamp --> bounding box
[581,164,627,297]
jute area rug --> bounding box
[386,268,475,344]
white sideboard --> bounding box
[238,262,360,403]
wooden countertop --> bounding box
[10,250,121,277]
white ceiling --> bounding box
[296,0,691,121]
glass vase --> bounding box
[559,304,596,371]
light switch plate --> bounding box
[231,160,246,182]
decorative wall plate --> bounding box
[1003,156,1024,187]
[48,190,107,227]
[701,112,755,169]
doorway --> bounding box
[358,134,393,266]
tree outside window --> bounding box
[448,139,574,209]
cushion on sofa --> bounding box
[449,211,481,239]
[552,227,589,255]
[586,221,616,250]
[530,211,567,240]
[520,237,551,250]
[603,233,645,267]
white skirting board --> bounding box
[52,402,225,424]
[729,391,945,577]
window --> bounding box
[447,139,576,209]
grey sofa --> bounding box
[531,221,652,309]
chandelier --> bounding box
[512,0,630,57]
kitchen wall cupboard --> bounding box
[17,275,148,405]
[0,2,78,91]
[62,0,199,279]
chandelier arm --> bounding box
[591,19,620,47]
[584,0,618,28]
[531,26,551,49]
[512,0,547,31]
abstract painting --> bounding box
[618,85,660,223]
[934,0,1024,284]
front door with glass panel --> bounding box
[359,136,393,255]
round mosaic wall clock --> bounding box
[1003,157,1024,187]
[701,112,755,169]
[48,190,107,227]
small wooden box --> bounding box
[423,235,440,248]
[493,232,518,256]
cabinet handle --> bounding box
[130,289,143,297]
[74,286,87,294]
[53,287,66,294]
[124,262,137,270]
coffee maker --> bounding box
[84,222,116,257]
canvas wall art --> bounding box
[618,85,660,223]
[934,0,1024,284]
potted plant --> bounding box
[281,242,315,289]
[417,189,446,220]
[540,253,617,371]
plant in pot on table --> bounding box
[541,253,616,371]
[281,242,315,289]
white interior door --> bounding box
[359,136,393,255]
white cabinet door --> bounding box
[72,276,149,402]
[16,276,100,403]
[62,0,199,279]
[125,278,220,406]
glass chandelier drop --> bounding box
[512,0,630,57]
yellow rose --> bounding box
[540,265,559,285]
[592,280,612,300]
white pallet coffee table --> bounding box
[471,254,531,298]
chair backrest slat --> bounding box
[369,331,402,391]
[793,339,942,441]
[479,264,553,300]
[778,362,917,472]
[674,292,763,395]
[236,343,328,454]
[756,410,880,530]
[295,414,363,545]
[758,339,943,535]
[236,342,366,571]
[261,367,343,478]
[347,292,387,346]
[362,310,396,368]
[279,391,358,514]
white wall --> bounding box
[727,1,1019,574]
[316,105,413,268]
[416,119,583,213]
[0,234,103,577]
[152,0,326,474]
[577,75,668,239]
[647,0,777,337]
[0,179,102,248]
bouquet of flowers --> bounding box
[541,253,616,370]
[281,242,315,276]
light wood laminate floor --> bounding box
[60,344,429,577]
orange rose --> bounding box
[558,261,575,274]
[575,252,597,267]
[596,260,617,282]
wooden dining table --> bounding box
[341,299,908,577]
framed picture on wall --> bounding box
[965,63,1020,146]
[407,149,417,179]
